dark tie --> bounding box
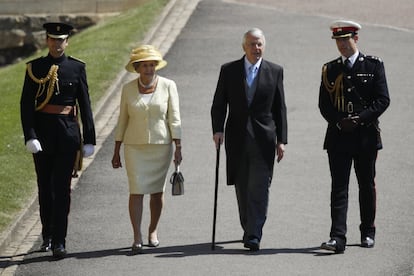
[344,58,352,69]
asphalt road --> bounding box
[1,0,413,275]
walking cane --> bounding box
[211,144,220,250]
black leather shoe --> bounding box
[361,237,375,248]
[320,239,345,253]
[244,238,260,251]
[40,238,52,252]
[131,243,143,254]
[52,244,67,259]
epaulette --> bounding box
[364,55,382,62]
[68,56,85,64]
[26,56,44,64]
[326,57,342,66]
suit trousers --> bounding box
[33,151,77,246]
[327,150,377,243]
[235,133,272,241]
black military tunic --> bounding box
[318,52,390,244]
[319,53,390,152]
[20,53,96,246]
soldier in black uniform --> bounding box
[318,20,390,253]
[20,22,96,259]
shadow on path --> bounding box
[1,240,331,269]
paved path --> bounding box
[1,0,413,275]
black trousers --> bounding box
[327,150,377,244]
[33,151,77,246]
[234,133,272,242]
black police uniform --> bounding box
[20,51,96,250]
[318,53,390,247]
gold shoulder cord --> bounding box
[322,64,345,112]
[27,63,59,111]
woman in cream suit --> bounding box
[111,45,182,253]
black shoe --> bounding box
[52,244,67,259]
[361,237,375,248]
[40,238,52,252]
[244,238,260,251]
[320,239,345,253]
[131,243,143,254]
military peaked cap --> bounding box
[43,22,73,39]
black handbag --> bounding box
[170,165,184,196]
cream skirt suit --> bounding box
[115,76,181,194]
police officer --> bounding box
[20,22,96,259]
[318,20,390,253]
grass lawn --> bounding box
[0,0,169,234]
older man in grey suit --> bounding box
[211,28,288,251]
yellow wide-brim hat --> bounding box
[125,45,167,72]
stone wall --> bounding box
[0,0,147,66]
[0,14,104,65]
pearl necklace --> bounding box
[138,75,158,89]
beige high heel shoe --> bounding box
[148,239,160,247]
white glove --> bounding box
[83,144,95,157]
[26,139,42,154]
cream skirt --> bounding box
[124,143,173,194]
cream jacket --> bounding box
[115,76,181,144]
